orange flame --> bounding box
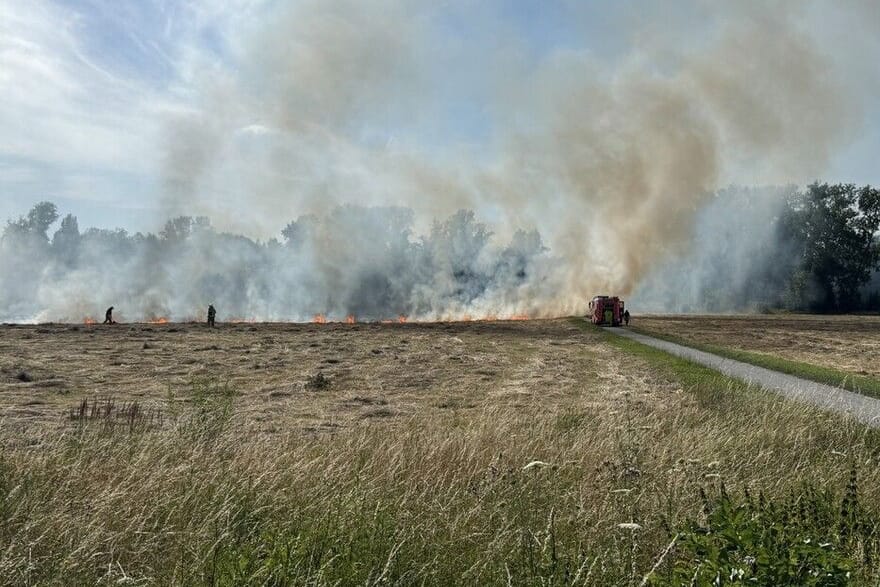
[83,317,97,325]
[508,315,529,321]
[148,317,170,324]
[398,315,408,323]
[345,315,356,324]
[313,314,327,324]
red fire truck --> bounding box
[588,296,624,326]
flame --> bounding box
[148,317,170,324]
[398,315,408,323]
[313,314,327,324]
[229,317,256,323]
[345,315,356,324]
[83,317,97,325]
[508,315,529,321]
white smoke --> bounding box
[1,1,876,321]
[0,206,551,322]
[631,185,800,313]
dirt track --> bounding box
[608,327,880,427]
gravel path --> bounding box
[606,327,880,427]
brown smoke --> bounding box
[161,0,864,317]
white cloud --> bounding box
[1,0,878,233]
[0,1,161,175]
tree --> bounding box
[3,201,59,242]
[785,183,880,311]
[281,214,317,248]
[0,202,59,316]
[426,210,493,302]
[52,214,81,265]
[26,201,59,239]
[497,229,546,281]
[160,216,210,242]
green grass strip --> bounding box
[567,318,750,398]
[629,325,880,400]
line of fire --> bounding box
[79,313,535,326]
[78,300,631,326]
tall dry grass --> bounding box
[2,368,880,585]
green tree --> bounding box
[784,183,880,311]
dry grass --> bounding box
[0,319,878,584]
[0,320,603,438]
[634,314,880,378]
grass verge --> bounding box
[3,327,880,584]
[629,325,880,399]
[586,321,749,394]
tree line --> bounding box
[733,183,880,313]
[1,182,879,317]
[781,183,880,311]
[635,183,880,313]
[0,204,547,321]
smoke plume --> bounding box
[1,1,874,321]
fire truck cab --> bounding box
[588,295,624,326]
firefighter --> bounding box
[623,309,630,326]
[207,304,216,327]
[103,306,115,324]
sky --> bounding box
[1,0,879,236]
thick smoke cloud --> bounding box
[1,1,875,321]
[631,185,800,312]
[0,205,551,322]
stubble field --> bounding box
[1,320,620,437]
[1,317,879,584]
[633,314,880,378]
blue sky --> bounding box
[1,0,879,235]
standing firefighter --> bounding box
[623,309,630,326]
[103,306,115,324]
[207,304,216,327]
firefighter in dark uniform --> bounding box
[207,304,216,327]
[623,309,630,326]
[103,306,114,324]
